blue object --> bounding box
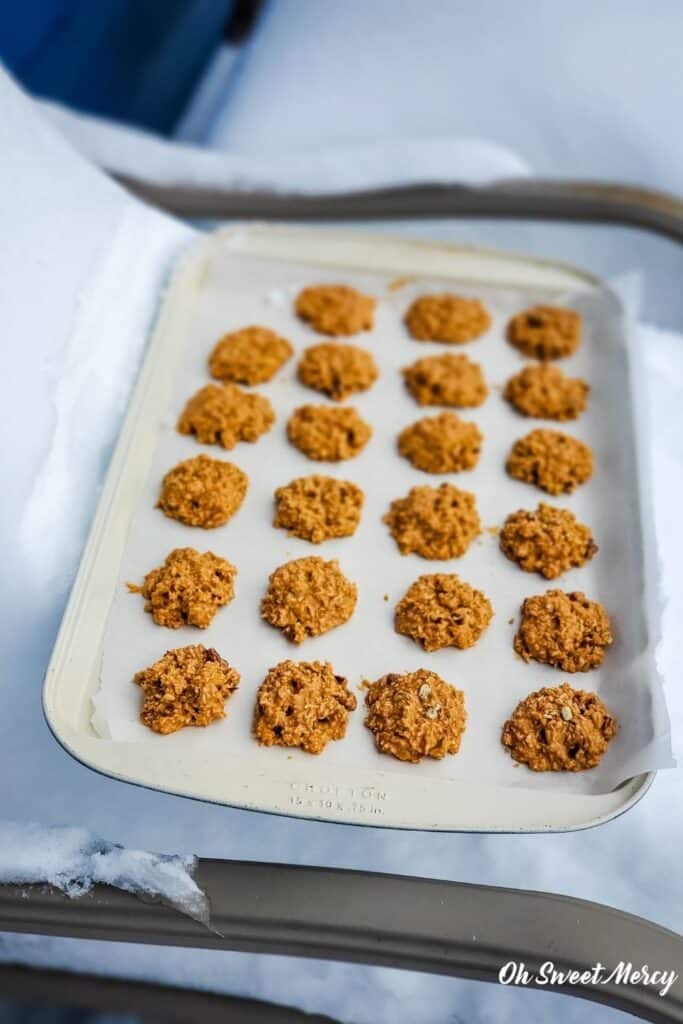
[0,0,235,133]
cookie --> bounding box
[253,660,356,754]
[514,589,613,672]
[506,428,593,495]
[128,547,237,629]
[402,352,488,408]
[504,363,589,421]
[395,573,493,652]
[363,669,467,763]
[157,454,248,529]
[297,342,378,401]
[177,383,274,449]
[209,326,293,385]
[500,503,597,579]
[501,682,617,772]
[398,411,483,473]
[405,294,490,344]
[134,645,239,735]
[507,305,581,360]
[261,556,357,643]
[287,404,372,461]
[383,483,481,560]
[295,284,376,336]
[274,474,364,543]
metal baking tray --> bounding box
[42,224,663,831]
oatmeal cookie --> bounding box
[177,383,274,450]
[274,474,364,543]
[402,352,488,408]
[209,326,293,385]
[295,284,376,336]
[514,589,613,672]
[253,660,356,754]
[261,556,357,643]
[500,503,597,579]
[297,342,378,401]
[128,548,237,629]
[504,363,589,421]
[405,294,491,344]
[502,682,617,772]
[506,428,593,495]
[384,483,481,560]
[507,305,581,360]
[287,404,372,461]
[395,574,493,651]
[134,645,239,735]
[157,454,248,529]
[398,411,482,473]
[364,669,467,763]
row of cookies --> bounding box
[130,546,612,672]
[208,322,588,418]
[177,377,591,484]
[134,644,616,774]
[283,281,578,356]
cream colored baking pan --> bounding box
[43,225,668,831]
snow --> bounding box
[39,99,532,194]
[0,823,209,926]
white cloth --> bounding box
[2,55,683,1024]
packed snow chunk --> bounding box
[0,822,209,925]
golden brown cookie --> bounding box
[209,326,293,385]
[295,284,376,336]
[287,404,372,461]
[253,660,356,754]
[405,294,491,344]
[384,483,481,560]
[506,428,593,495]
[177,383,274,450]
[128,548,237,629]
[500,503,597,579]
[364,669,467,763]
[504,363,589,421]
[157,454,248,529]
[501,682,617,772]
[134,645,240,735]
[297,342,378,401]
[395,574,493,652]
[402,352,488,408]
[261,556,357,643]
[398,411,483,473]
[274,475,364,543]
[507,305,581,360]
[514,589,613,672]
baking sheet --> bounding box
[91,230,671,800]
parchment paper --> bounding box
[93,243,673,797]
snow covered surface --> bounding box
[40,99,531,194]
[211,0,683,193]
[0,823,208,925]
[2,11,683,1018]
